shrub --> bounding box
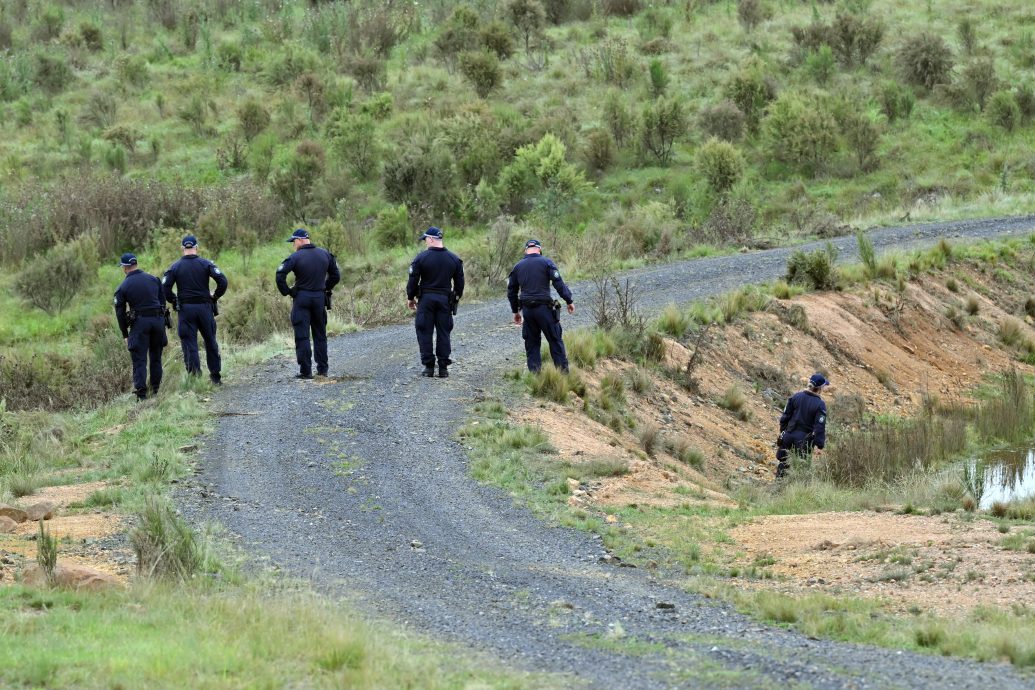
[695,138,745,195]
[724,56,777,131]
[177,95,208,136]
[718,385,751,421]
[897,33,953,91]
[584,129,614,173]
[343,54,386,92]
[857,230,876,277]
[786,244,838,290]
[639,97,686,165]
[1015,84,1035,121]
[648,58,668,98]
[987,90,1021,131]
[965,295,980,315]
[830,11,884,67]
[657,303,691,338]
[638,421,660,454]
[114,54,149,90]
[603,90,634,148]
[79,21,103,51]
[33,51,72,93]
[999,317,1026,347]
[459,50,502,98]
[131,497,210,581]
[217,41,243,71]
[36,521,58,583]
[878,80,915,123]
[961,58,998,111]
[763,91,839,175]
[957,17,977,55]
[805,45,835,85]
[434,6,480,68]
[237,99,271,141]
[737,0,765,32]
[220,278,291,343]
[33,7,64,42]
[271,141,327,220]
[602,0,641,17]
[841,112,880,172]
[701,196,757,244]
[325,109,381,181]
[383,134,458,218]
[14,237,92,314]
[373,204,412,248]
[698,100,745,142]
[506,0,547,54]
[480,21,515,59]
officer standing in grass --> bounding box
[507,239,574,373]
[163,234,228,385]
[114,253,167,401]
[775,372,829,478]
[406,227,464,378]
[276,228,340,379]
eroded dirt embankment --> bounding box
[521,260,1035,617]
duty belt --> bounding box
[520,299,551,307]
[179,297,211,305]
[135,308,164,317]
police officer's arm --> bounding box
[406,256,421,304]
[114,287,130,338]
[275,256,294,296]
[778,396,796,434]
[506,269,521,323]
[209,262,228,301]
[548,261,574,311]
[161,266,177,308]
[453,256,465,299]
[812,400,828,449]
[325,251,341,292]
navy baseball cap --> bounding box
[525,239,542,248]
[809,373,829,388]
[182,234,198,248]
[119,253,138,266]
[420,226,443,240]
[286,228,310,242]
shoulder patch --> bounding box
[817,414,826,424]
[277,263,285,272]
[552,269,561,280]
[161,275,167,284]
[408,264,416,275]
[213,266,222,275]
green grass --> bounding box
[0,584,559,689]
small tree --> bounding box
[841,112,880,172]
[15,238,92,315]
[295,72,325,125]
[897,33,954,91]
[698,100,745,142]
[459,50,502,98]
[506,0,546,55]
[648,59,668,98]
[763,91,838,176]
[639,97,686,165]
[237,99,271,141]
[724,57,777,132]
[737,0,765,33]
[695,138,745,195]
[603,90,634,149]
[987,90,1021,131]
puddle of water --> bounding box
[974,447,1035,510]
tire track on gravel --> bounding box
[181,215,1035,689]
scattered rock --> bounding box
[814,540,839,551]
[24,502,57,522]
[0,505,29,523]
[21,563,121,591]
[0,516,17,533]
[656,601,676,610]
[410,540,424,550]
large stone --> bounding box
[23,502,56,522]
[0,516,17,533]
[0,505,28,523]
[21,563,121,591]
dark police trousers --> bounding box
[776,432,813,477]
[292,290,328,376]
[522,303,568,372]
[128,315,166,396]
[414,292,453,367]
[177,302,220,377]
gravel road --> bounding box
[181,216,1035,689]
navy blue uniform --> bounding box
[507,254,574,372]
[776,390,828,477]
[163,255,228,380]
[276,245,341,376]
[406,247,464,370]
[114,269,167,399]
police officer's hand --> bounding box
[567,303,575,315]
[407,299,416,310]
[513,312,522,325]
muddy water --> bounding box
[977,447,1035,509]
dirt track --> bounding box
[181,216,1035,688]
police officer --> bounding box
[276,228,340,379]
[507,239,574,373]
[406,227,464,378]
[113,253,167,401]
[163,234,228,385]
[775,372,829,478]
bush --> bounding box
[786,244,838,290]
[217,41,243,72]
[830,11,884,67]
[639,97,686,165]
[695,138,745,195]
[897,33,953,91]
[373,204,413,248]
[221,278,291,344]
[325,109,381,181]
[459,50,502,98]
[841,112,880,172]
[584,129,614,174]
[14,238,92,314]
[698,100,745,142]
[79,21,103,51]
[1015,84,1035,121]
[700,196,756,245]
[805,45,836,85]
[648,59,668,98]
[114,54,149,90]
[961,58,998,111]
[763,91,839,176]
[343,54,386,92]
[878,80,915,123]
[987,90,1021,131]
[237,99,271,141]
[480,21,515,60]
[382,134,458,218]
[131,497,210,581]
[957,17,977,56]
[506,0,547,54]
[33,52,72,93]
[724,56,777,131]
[737,0,765,32]
[603,90,634,148]
[602,0,641,17]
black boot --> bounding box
[295,372,314,380]
[437,365,449,378]
[210,374,222,386]
[421,365,435,377]
[134,388,147,401]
